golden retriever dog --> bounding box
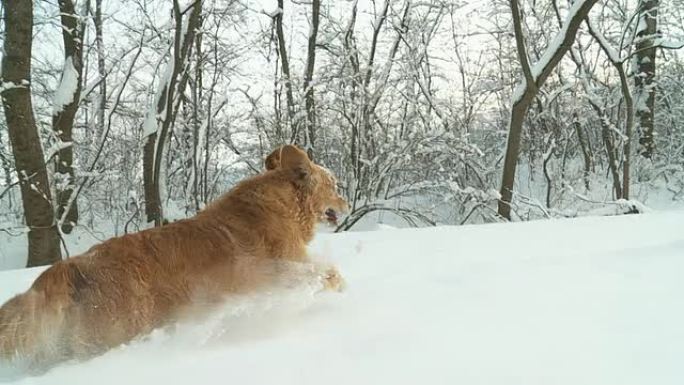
[0,145,348,370]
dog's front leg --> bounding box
[313,264,346,293]
[265,259,345,292]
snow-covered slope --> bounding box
[2,211,684,385]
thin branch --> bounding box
[509,0,537,93]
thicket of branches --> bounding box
[1,0,683,266]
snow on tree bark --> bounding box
[634,0,659,159]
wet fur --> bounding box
[0,145,347,369]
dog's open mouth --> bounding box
[325,208,338,225]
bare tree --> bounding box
[302,0,321,158]
[273,0,296,143]
[585,18,635,199]
[573,115,593,191]
[94,0,107,152]
[1,0,682,245]
[635,0,659,159]
[1,0,62,266]
[142,0,202,226]
[498,0,599,220]
[52,0,87,234]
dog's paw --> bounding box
[322,267,346,292]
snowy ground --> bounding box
[1,211,684,384]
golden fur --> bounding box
[0,145,348,369]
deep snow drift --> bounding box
[1,211,684,385]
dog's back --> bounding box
[0,145,348,370]
[0,217,233,367]
[0,185,296,367]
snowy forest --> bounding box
[1,0,684,268]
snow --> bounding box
[655,38,684,49]
[262,6,283,18]
[0,81,28,93]
[141,104,159,137]
[2,211,684,384]
[53,57,79,115]
[142,58,174,138]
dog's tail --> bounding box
[0,262,80,366]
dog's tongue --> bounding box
[325,209,338,225]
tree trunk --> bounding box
[95,0,107,152]
[191,29,203,213]
[573,116,593,191]
[499,96,533,219]
[589,104,624,199]
[142,0,202,226]
[602,121,624,199]
[302,0,320,159]
[542,134,555,208]
[585,19,634,199]
[498,0,599,220]
[635,0,658,159]
[142,135,160,224]
[274,0,297,143]
[618,68,634,200]
[342,1,361,209]
[1,0,62,266]
[52,0,85,234]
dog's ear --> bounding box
[279,145,312,182]
[265,145,313,171]
[264,148,281,171]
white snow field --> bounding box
[1,211,684,385]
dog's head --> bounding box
[265,145,349,226]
